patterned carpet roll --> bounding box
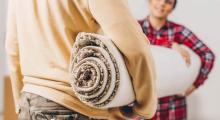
[70,32,135,109]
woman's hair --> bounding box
[149,0,178,9]
[173,0,177,9]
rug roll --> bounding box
[150,45,201,98]
[69,32,135,109]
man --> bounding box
[138,0,215,119]
[5,0,157,119]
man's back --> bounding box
[5,0,157,119]
[15,0,98,82]
[6,0,110,118]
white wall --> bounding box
[0,0,7,119]
[128,0,220,120]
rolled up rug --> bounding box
[69,32,135,109]
[150,45,201,98]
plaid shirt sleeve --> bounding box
[175,27,215,88]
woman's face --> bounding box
[149,0,175,19]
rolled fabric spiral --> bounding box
[69,32,135,109]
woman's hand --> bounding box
[177,85,196,97]
[172,43,191,67]
[184,85,196,96]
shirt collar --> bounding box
[145,16,170,31]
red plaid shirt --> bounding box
[139,18,215,88]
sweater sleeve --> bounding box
[88,0,157,119]
[5,0,24,114]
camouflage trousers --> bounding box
[18,92,99,120]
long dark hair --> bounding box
[149,0,177,9]
[173,0,177,9]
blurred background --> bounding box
[0,0,7,119]
[0,0,220,120]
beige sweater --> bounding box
[5,0,157,119]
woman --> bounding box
[138,0,215,119]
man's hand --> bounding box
[172,43,191,67]
[119,106,139,119]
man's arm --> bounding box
[5,0,23,113]
[88,0,157,119]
